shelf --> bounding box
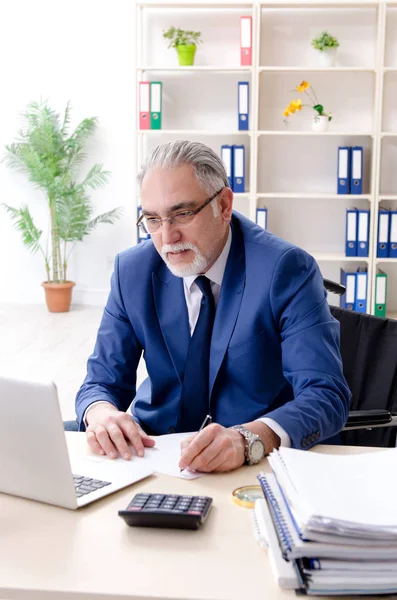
[378,195,397,200]
[258,131,374,137]
[381,132,397,137]
[137,130,252,135]
[259,66,375,72]
[311,253,370,263]
[376,258,397,264]
[260,1,378,6]
[138,2,253,7]
[137,66,253,72]
[257,193,371,200]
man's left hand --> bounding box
[178,423,245,473]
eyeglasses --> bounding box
[137,188,224,235]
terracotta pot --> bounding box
[41,281,76,313]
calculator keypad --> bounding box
[119,493,213,529]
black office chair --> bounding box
[323,279,397,447]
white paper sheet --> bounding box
[82,432,204,479]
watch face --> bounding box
[250,439,265,463]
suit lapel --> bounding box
[152,264,190,384]
[209,220,246,396]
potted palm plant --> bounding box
[2,100,122,312]
[163,26,203,66]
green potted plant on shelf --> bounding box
[163,26,203,66]
[2,99,122,313]
[311,31,340,67]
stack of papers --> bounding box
[256,447,397,595]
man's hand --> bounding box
[85,403,155,460]
[178,423,245,473]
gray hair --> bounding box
[137,140,229,198]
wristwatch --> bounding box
[231,425,265,465]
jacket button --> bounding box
[311,433,317,443]
[167,426,176,434]
[301,437,308,448]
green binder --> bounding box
[374,270,387,318]
[150,82,162,129]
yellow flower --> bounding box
[289,105,296,114]
[291,99,302,111]
[296,81,310,93]
[283,109,290,117]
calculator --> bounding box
[118,493,213,530]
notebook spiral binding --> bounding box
[258,473,294,560]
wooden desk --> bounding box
[0,434,382,600]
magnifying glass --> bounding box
[232,485,263,509]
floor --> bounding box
[0,304,147,420]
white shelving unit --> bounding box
[136,0,397,317]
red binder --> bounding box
[139,81,150,130]
[240,16,252,66]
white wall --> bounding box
[0,0,137,306]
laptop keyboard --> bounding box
[73,474,111,498]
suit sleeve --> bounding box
[75,254,142,430]
[263,247,351,449]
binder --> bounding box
[139,81,150,130]
[375,270,387,318]
[256,207,267,230]
[345,209,358,256]
[357,209,369,257]
[389,211,397,258]
[238,82,249,131]
[377,208,390,258]
[354,268,368,313]
[150,82,162,130]
[221,145,233,188]
[251,499,299,589]
[232,145,245,192]
[340,269,356,311]
[240,16,252,66]
[350,146,363,194]
[137,205,150,243]
[337,147,350,194]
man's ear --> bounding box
[219,187,234,222]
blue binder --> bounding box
[232,144,245,192]
[357,209,370,257]
[221,145,233,188]
[238,82,249,131]
[256,207,267,230]
[354,269,368,313]
[377,208,390,258]
[137,205,150,243]
[340,269,356,311]
[389,211,397,258]
[337,147,351,194]
[350,146,363,194]
[345,209,358,256]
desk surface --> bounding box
[0,434,384,600]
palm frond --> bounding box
[61,101,72,137]
[56,191,92,242]
[2,204,43,253]
[86,208,123,234]
[80,164,111,191]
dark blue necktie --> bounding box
[177,276,216,432]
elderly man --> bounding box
[73,140,350,473]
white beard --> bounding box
[161,242,208,277]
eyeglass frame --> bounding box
[136,187,225,235]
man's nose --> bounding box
[161,219,181,245]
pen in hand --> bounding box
[180,414,212,474]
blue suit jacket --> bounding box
[75,212,350,449]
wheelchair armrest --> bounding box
[345,409,392,429]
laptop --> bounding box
[0,376,154,509]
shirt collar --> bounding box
[184,226,232,292]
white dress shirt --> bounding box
[85,228,291,447]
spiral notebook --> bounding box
[251,498,298,589]
[257,473,397,561]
